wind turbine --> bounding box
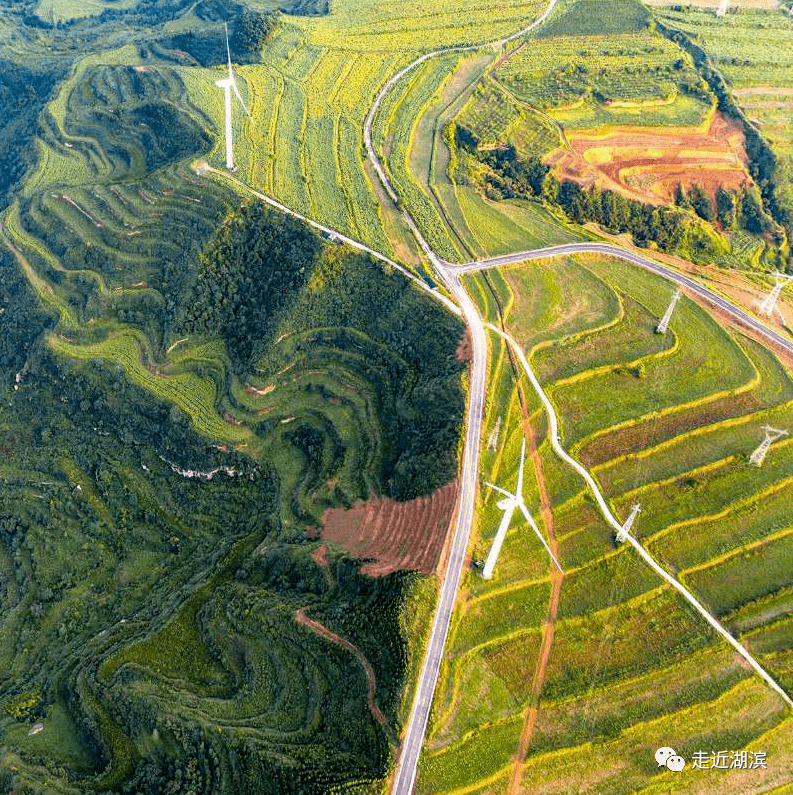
[215,22,249,172]
[482,439,563,579]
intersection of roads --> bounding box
[213,2,793,788]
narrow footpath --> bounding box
[295,608,400,747]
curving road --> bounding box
[363,7,559,795]
[449,242,793,355]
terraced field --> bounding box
[497,29,711,129]
[416,254,793,794]
[0,3,482,790]
[654,4,793,228]
[167,0,555,261]
[375,42,587,262]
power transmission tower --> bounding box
[656,288,682,334]
[749,426,788,467]
[615,504,641,543]
[487,416,502,451]
[758,272,792,318]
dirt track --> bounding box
[295,608,398,746]
[507,397,564,795]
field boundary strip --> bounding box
[490,322,793,710]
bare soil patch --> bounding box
[546,111,750,207]
[245,382,275,396]
[320,480,459,576]
[456,327,473,362]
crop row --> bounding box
[498,30,708,119]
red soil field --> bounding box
[320,480,459,576]
[546,111,750,207]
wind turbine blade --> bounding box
[518,501,564,572]
[517,438,526,495]
[517,499,540,533]
[231,79,250,116]
[225,22,233,77]
[484,482,514,500]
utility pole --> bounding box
[749,426,788,467]
[656,288,682,334]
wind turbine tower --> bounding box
[482,439,563,579]
[749,426,788,467]
[758,272,792,318]
[656,288,682,334]
[215,22,250,171]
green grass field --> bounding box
[418,252,793,793]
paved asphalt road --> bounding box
[387,256,489,795]
[450,242,793,356]
[377,6,561,793]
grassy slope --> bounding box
[417,253,793,794]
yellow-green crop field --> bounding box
[418,254,793,794]
[496,30,713,129]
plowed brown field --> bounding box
[320,480,459,576]
[546,111,750,207]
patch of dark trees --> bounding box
[165,4,279,67]
[0,249,57,376]
[657,19,791,250]
[180,204,322,371]
[179,201,466,502]
[82,98,212,172]
[674,181,770,234]
[0,62,65,212]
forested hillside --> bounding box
[0,0,466,792]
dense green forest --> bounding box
[0,213,463,791]
[0,1,464,792]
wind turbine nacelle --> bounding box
[496,496,515,511]
[215,77,234,88]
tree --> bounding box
[716,186,736,228]
[688,183,714,222]
[740,188,768,234]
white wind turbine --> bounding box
[215,22,250,171]
[482,439,563,579]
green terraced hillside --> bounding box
[417,255,793,794]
